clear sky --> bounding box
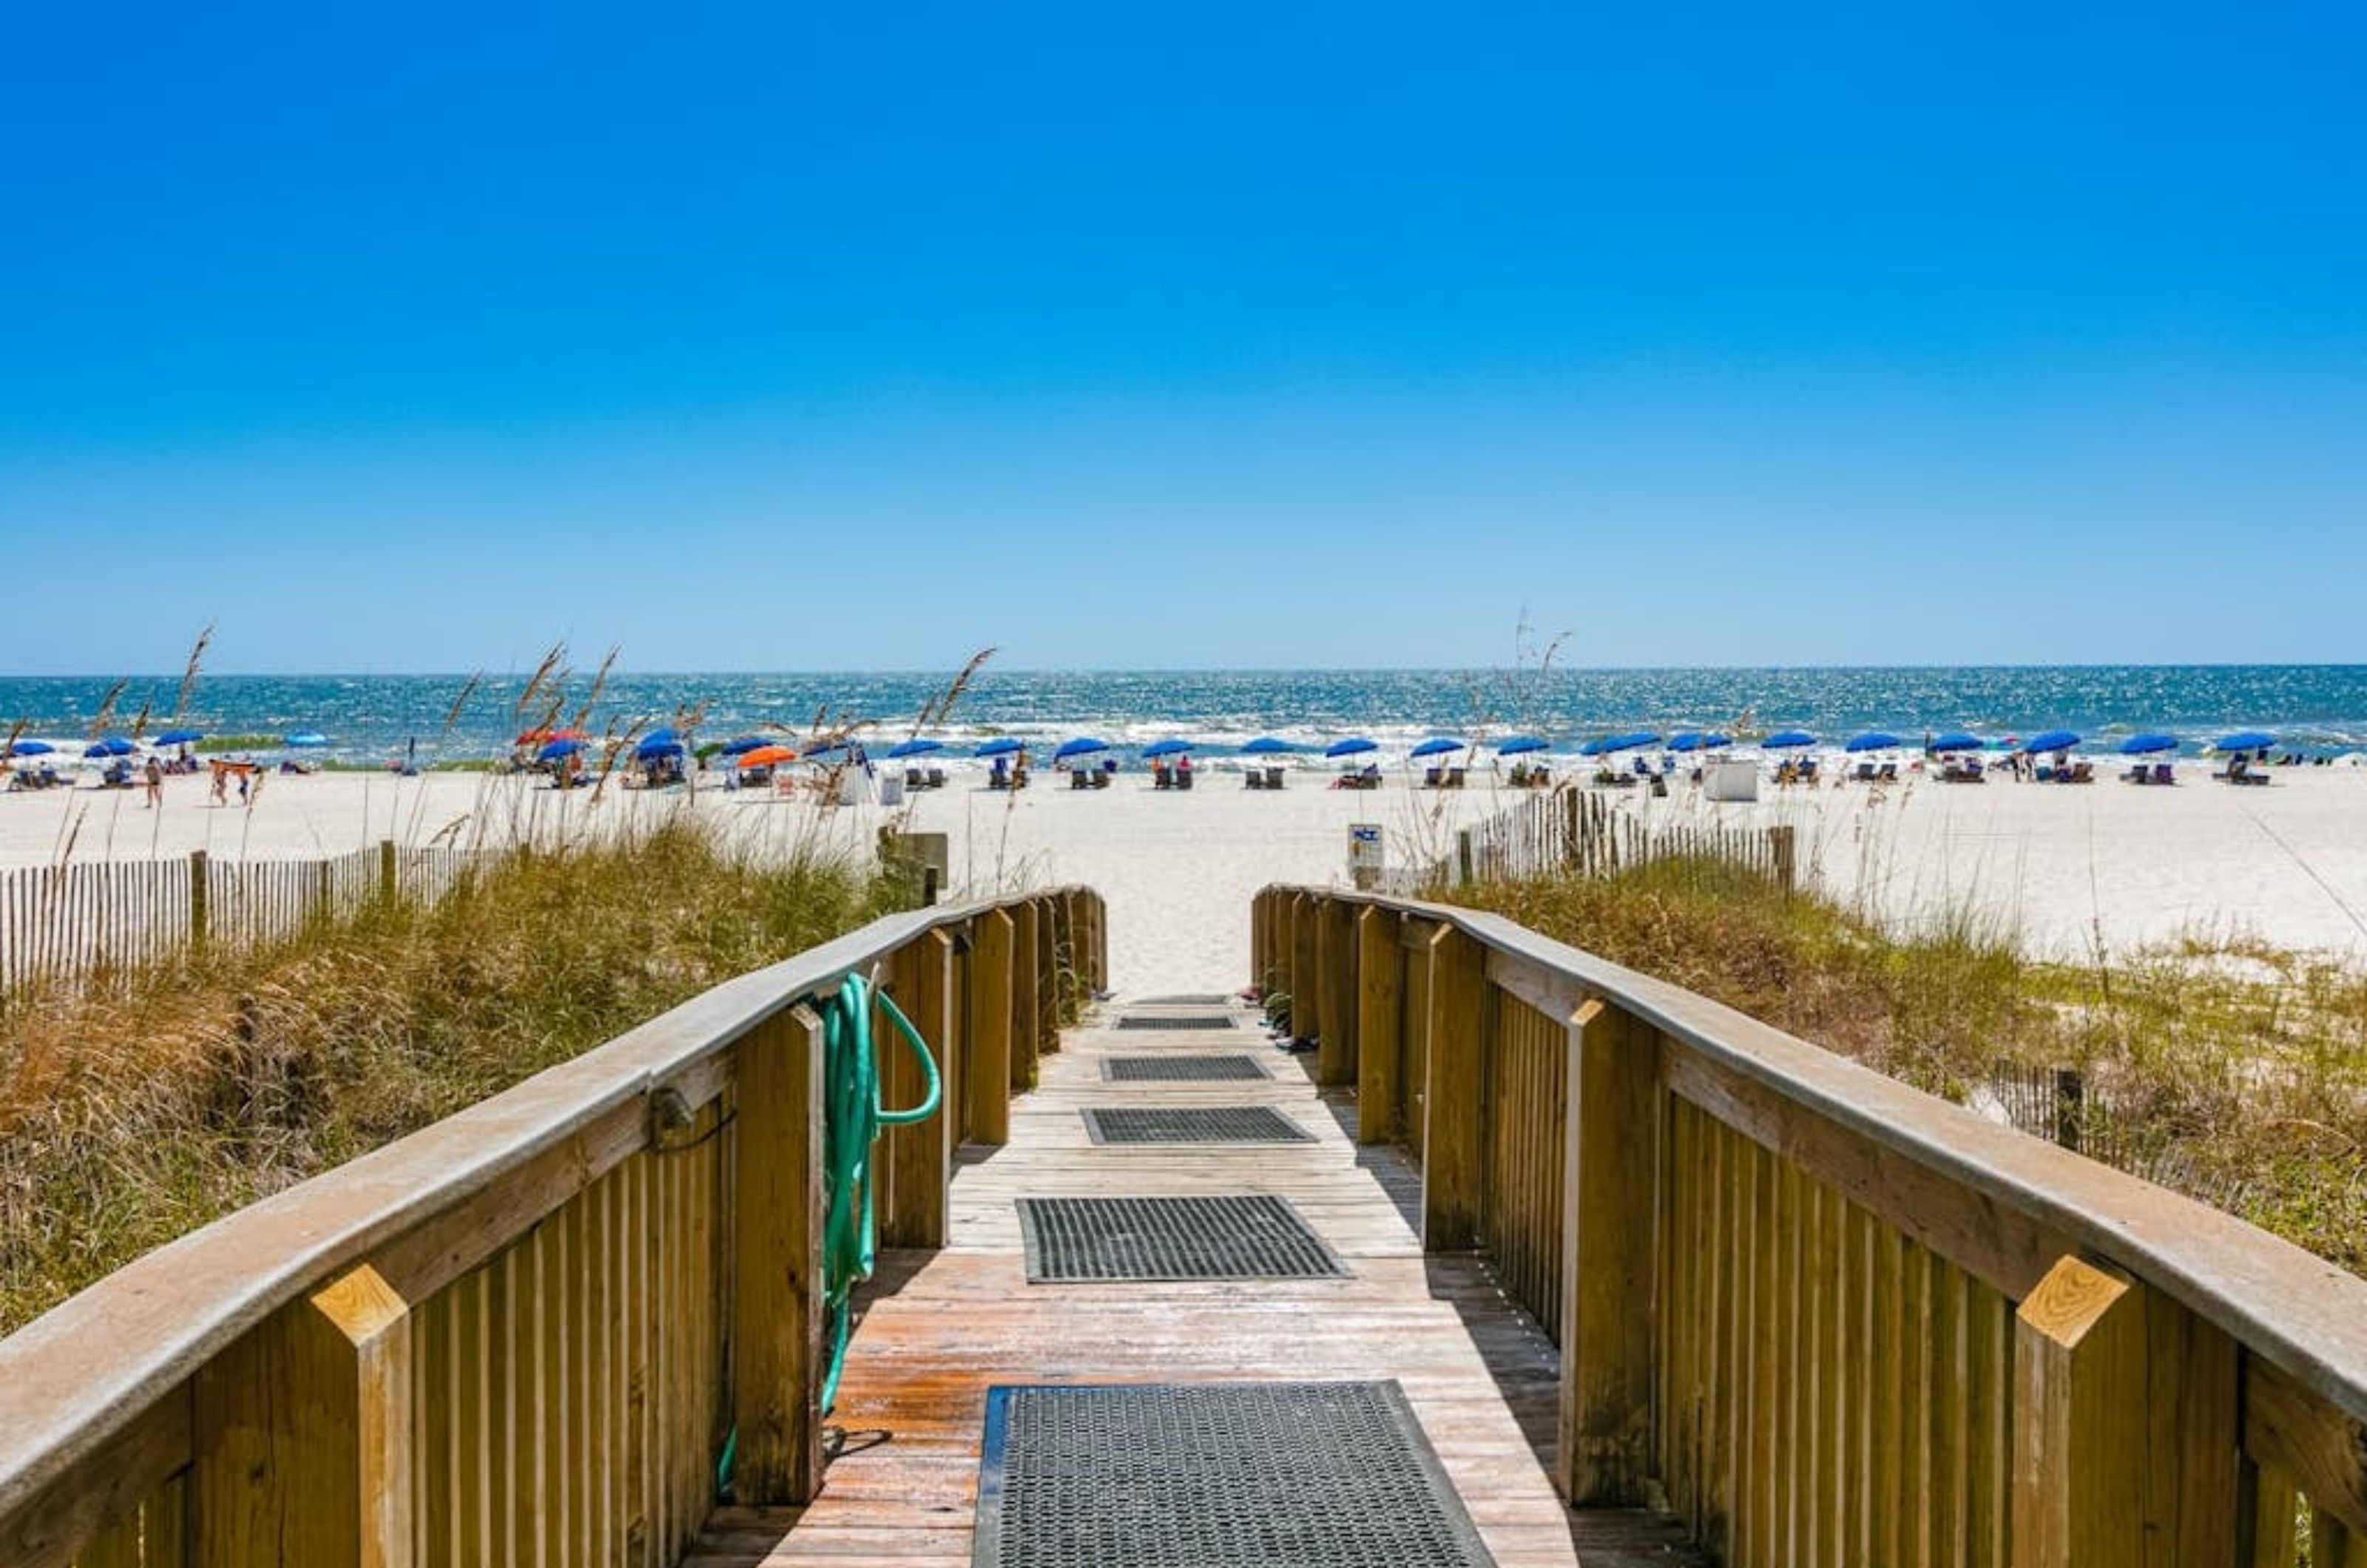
[1,2,2361,674]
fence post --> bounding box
[731,1003,825,1502]
[1457,829,1475,886]
[2053,1069,2084,1153]
[1033,896,1060,1053]
[192,1265,412,1568]
[1559,999,1664,1504]
[967,910,1015,1145]
[2009,1255,2239,1567]
[378,840,396,908]
[1420,925,1488,1251]
[1769,825,1797,894]
[189,850,209,950]
[1356,908,1402,1145]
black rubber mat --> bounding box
[1081,1106,1311,1145]
[1016,1195,1345,1283]
[1113,1014,1236,1031]
[973,1381,1496,1567]
[1101,1054,1269,1082]
[1132,993,1235,1006]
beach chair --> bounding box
[1176,768,1195,790]
[1422,766,1443,789]
[1877,762,1899,783]
[1854,761,1877,783]
[1070,768,1090,789]
[1266,766,1285,790]
[1152,763,1172,791]
[1446,767,1466,788]
[1244,769,1264,789]
[2068,761,2094,784]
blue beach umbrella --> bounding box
[1763,730,1817,750]
[640,727,680,749]
[635,739,685,762]
[536,737,584,762]
[7,739,55,757]
[1140,738,1192,760]
[1846,731,1902,753]
[1408,737,1463,760]
[1578,737,1611,757]
[1928,732,1985,754]
[1495,735,1550,756]
[973,737,1024,759]
[1324,737,1377,759]
[84,735,135,758]
[1053,737,1110,762]
[155,728,204,746]
[286,731,329,748]
[2119,734,2180,756]
[2025,730,2081,754]
[1669,732,1732,753]
[885,737,944,760]
[1603,731,1661,754]
[718,735,772,757]
[2216,731,2277,753]
[1241,736,1298,755]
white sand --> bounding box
[6,760,2365,993]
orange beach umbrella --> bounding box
[735,745,798,769]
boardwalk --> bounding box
[692,994,1689,1567]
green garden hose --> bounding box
[716,967,941,1498]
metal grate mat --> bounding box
[1113,1015,1237,1031]
[1081,1106,1311,1144]
[973,1380,1496,1567]
[1016,1195,1345,1283]
[1101,1054,1269,1082]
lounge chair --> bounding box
[1245,769,1265,789]
[1422,766,1444,789]
[1854,761,1878,783]
[1445,767,1466,788]
[1176,768,1195,791]
[2152,763,2174,785]
[1152,763,1172,791]
[1266,766,1286,790]
[1877,762,1899,783]
[1070,768,1090,789]
[2068,761,2094,783]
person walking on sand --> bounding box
[143,754,164,808]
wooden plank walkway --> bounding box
[690,997,1698,1567]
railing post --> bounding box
[192,1265,412,1568]
[877,931,952,1249]
[967,910,1015,1145]
[1769,825,1797,894]
[1010,899,1040,1091]
[731,1003,825,1503]
[2010,1254,2239,1568]
[1356,908,1402,1145]
[1033,896,1060,1054]
[1290,893,1322,1047]
[378,839,396,908]
[1314,897,1357,1086]
[1420,925,1488,1251]
[189,849,209,950]
[1457,828,1474,886]
[1559,999,1664,1504]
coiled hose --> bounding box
[716,967,941,1498]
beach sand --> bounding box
[5,760,2364,993]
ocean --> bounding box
[4,666,2365,766]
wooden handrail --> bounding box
[1255,882,2367,1565]
[0,885,1104,1566]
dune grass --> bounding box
[1447,856,2367,1276]
[0,819,912,1334]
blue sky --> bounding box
[1,2,2361,673]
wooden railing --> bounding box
[1254,884,2367,1567]
[0,885,1104,1568]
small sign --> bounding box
[1348,822,1385,889]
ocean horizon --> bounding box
[6,665,2367,766]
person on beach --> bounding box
[142,754,164,808]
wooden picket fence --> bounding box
[0,842,478,996]
[1438,786,1797,893]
